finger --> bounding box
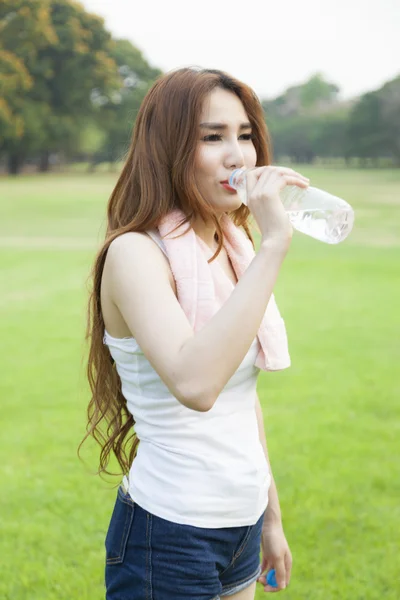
[273,164,310,178]
[257,571,269,585]
[251,173,308,201]
[243,166,268,189]
[260,556,268,574]
[249,166,275,192]
[243,164,309,181]
[257,557,270,584]
[259,167,308,188]
[278,174,310,189]
[245,169,273,202]
[278,169,310,183]
[274,557,287,589]
[249,165,290,197]
[284,551,293,586]
[244,166,309,194]
[282,175,310,188]
[271,165,310,183]
[263,584,280,593]
[243,165,291,187]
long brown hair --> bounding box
[78,66,273,479]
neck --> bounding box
[191,215,219,250]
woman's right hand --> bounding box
[244,166,310,251]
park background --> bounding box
[0,1,399,599]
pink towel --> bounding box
[158,208,291,371]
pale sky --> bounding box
[82,0,400,101]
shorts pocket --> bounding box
[105,486,135,565]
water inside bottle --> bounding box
[286,208,354,244]
[229,172,355,244]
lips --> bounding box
[221,181,236,192]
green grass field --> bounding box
[0,167,399,599]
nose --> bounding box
[224,137,245,171]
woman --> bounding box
[81,67,309,599]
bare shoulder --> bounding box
[104,231,176,296]
[100,230,178,338]
[108,230,159,257]
[100,229,199,408]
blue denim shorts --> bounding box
[105,485,264,600]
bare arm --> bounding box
[255,393,283,526]
[255,392,293,591]
[176,238,287,406]
[105,166,308,412]
[106,232,287,412]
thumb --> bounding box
[260,555,268,573]
[274,557,287,589]
[257,556,269,583]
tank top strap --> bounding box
[146,229,167,257]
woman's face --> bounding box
[195,87,257,214]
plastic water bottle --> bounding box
[229,168,355,244]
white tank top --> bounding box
[103,230,271,528]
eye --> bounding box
[202,133,255,142]
[239,133,255,141]
[203,134,222,142]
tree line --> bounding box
[262,73,400,167]
[1,0,399,175]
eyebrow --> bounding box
[199,122,252,130]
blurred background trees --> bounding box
[262,72,400,167]
[0,0,161,174]
[0,0,399,174]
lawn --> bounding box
[0,167,399,599]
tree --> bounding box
[262,73,343,163]
[89,38,162,167]
[311,107,351,160]
[300,73,340,111]
[263,72,340,120]
[0,0,119,173]
[0,0,56,171]
[346,92,386,164]
[378,76,400,166]
[0,49,32,143]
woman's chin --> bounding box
[229,199,244,211]
[211,196,243,214]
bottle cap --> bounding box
[229,168,245,188]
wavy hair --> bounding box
[78,66,273,478]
